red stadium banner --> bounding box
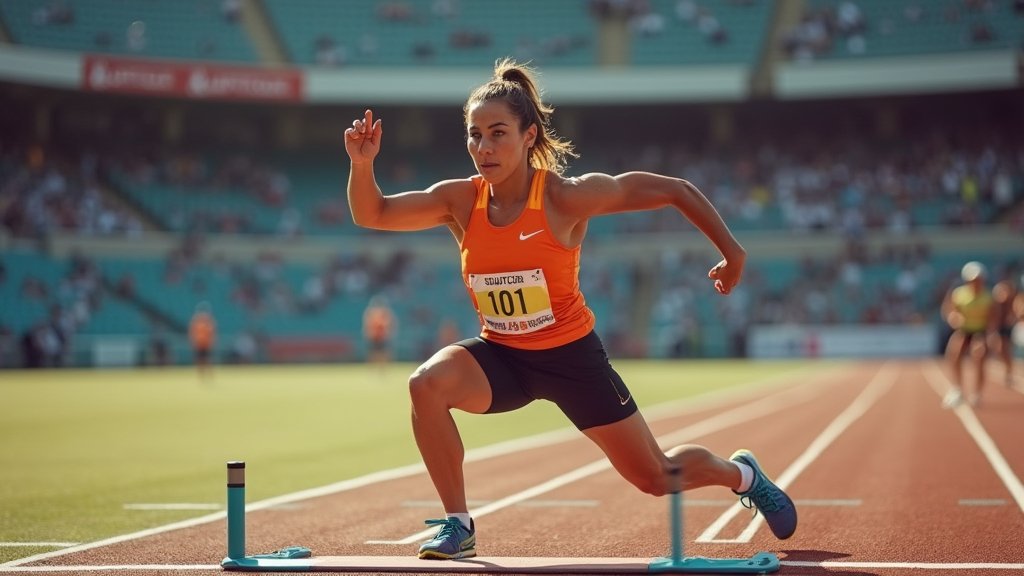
[82,55,303,102]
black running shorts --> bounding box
[455,331,638,430]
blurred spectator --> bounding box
[450,29,491,49]
[377,2,416,21]
[222,0,241,23]
[675,0,698,23]
[989,277,1020,387]
[126,21,147,52]
[432,0,458,19]
[698,9,728,44]
[32,1,74,26]
[228,329,262,364]
[836,1,865,36]
[970,22,994,44]
[363,294,397,367]
[412,41,436,61]
[314,36,346,66]
[147,329,172,366]
[189,301,217,380]
[632,11,666,37]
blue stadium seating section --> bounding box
[0,250,152,336]
[803,0,1024,59]
[0,0,256,62]
[3,1,1020,68]
[263,0,597,67]
[0,0,775,67]
[632,0,772,66]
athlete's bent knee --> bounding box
[625,465,671,497]
[408,366,447,408]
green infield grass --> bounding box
[0,359,829,563]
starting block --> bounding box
[220,461,778,574]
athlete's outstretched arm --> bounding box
[345,109,460,231]
[559,171,746,294]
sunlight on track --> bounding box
[697,362,897,543]
[367,370,833,545]
[922,361,1024,515]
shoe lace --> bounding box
[424,518,464,540]
[739,479,783,515]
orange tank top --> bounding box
[459,169,595,350]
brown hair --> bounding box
[465,58,577,175]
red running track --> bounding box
[2,359,1022,575]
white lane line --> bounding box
[0,561,222,565]
[793,499,862,506]
[1,365,822,568]
[958,499,1007,506]
[1,560,1023,573]
[365,461,611,545]
[123,503,222,511]
[366,374,833,545]
[782,560,1024,571]
[697,362,897,543]
[400,499,599,508]
[0,541,76,545]
[923,362,1024,515]
[681,499,861,507]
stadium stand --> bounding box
[263,0,596,67]
[628,0,772,66]
[784,0,1024,61]
[0,1,1021,367]
[0,0,257,62]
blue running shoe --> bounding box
[418,518,476,560]
[731,449,797,540]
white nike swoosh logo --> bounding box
[519,230,543,241]
[609,377,631,405]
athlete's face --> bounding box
[466,99,536,184]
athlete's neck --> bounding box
[488,168,534,208]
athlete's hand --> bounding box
[344,109,382,165]
[708,257,743,295]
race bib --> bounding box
[468,269,556,334]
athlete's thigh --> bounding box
[946,330,969,357]
[582,410,666,482]
[413,344,492,414]
[968,333,988,358]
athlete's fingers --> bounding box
[708,262,723,279]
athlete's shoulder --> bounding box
[428,176,481,206]
[430,176,480,193]
[545,171,614,208]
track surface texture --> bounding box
[3,359,1023,575]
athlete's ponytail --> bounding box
[465,58,577,175]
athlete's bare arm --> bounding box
[942,288,963,329]
[551,171,746,294]
[345,109,473,232]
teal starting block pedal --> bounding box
[220,462,779,574]
[221,546,313,571]
[649,552,779,574]
[648,491,779,574]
